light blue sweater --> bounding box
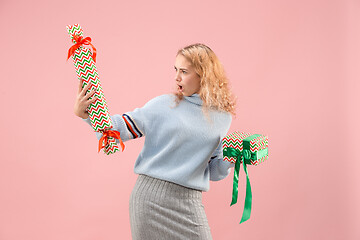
[83,93,234,191]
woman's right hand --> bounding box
[74,80,98,119]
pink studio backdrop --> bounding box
[0,0,359,239]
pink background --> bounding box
[0,0,359,239]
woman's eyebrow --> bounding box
[174,66,188,70]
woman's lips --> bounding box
[177,85,183,92]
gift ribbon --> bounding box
[223,147,252,224]
[67,34,97,62]
[223,134,262,224]
[98,129,125,153]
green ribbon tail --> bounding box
[230,156,241,206]
[239,161,252,224]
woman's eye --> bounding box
[182,70,187,74]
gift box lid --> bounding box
[222,132,268,152]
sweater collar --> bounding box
[184,93,203,106]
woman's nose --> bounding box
[175,72,181,82]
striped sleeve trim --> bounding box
[122,113,144,139]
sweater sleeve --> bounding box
[81,95,162,143]
[82,113,143,143]
[208,141,235,181]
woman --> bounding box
[74,43,236,240]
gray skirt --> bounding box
[129,174,213,240]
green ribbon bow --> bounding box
[223,134,267,224]
[223,147,252,224]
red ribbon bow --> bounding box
[67,34,97,62]
[98,130,125,153]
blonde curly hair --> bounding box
[174,43,236,116]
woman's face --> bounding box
[174,54,201,97]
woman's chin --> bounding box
[177,88,185,95]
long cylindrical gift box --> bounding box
[66,24,124,155]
